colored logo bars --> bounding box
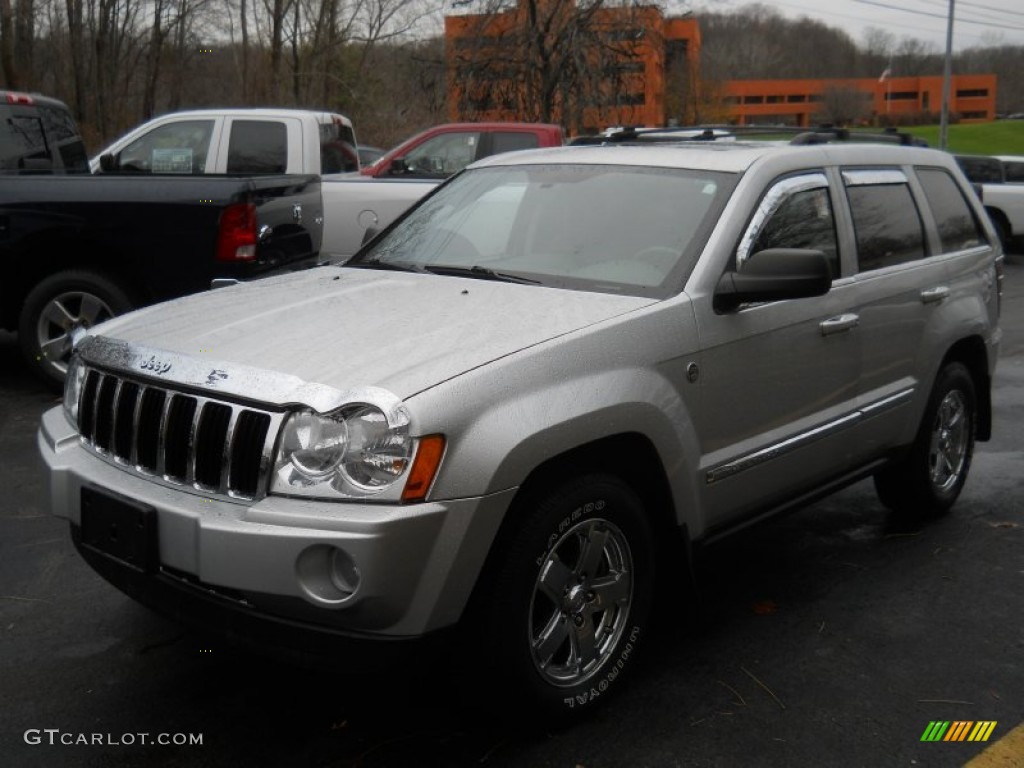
[921,721,998,742]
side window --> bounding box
[402,132,481,177]
[1003,161,1024,183]
[491,132,539,155]
[916,168,985,253]
[117,119,214,173]
[954,155,1003,184]
[844,171,926,272]
[227,120,287,174]
[739,173,839,278]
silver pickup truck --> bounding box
[39,132,1001,719]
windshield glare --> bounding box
[355,163,735,297]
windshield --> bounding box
[351,163,735,298]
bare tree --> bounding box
[815,82,870,126]
[449,0,652,133]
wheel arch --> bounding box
[4,232,146,330]
[462,431,692,624]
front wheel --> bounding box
[874,362,976,519]
[18,270,134,389]
[470,475,655,719]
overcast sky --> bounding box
[693,0,1024,51]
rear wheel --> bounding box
[18,270,134,389]
[469,474,655,719]
[874,362,976,519]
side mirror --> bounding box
[99,153,116,172]
[714,248,832,313]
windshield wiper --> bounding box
[346,259,427,273]
[423,264,541,285]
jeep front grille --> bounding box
[77,367,283,500]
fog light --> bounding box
[295,545,361,606]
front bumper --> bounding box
[39,406,513,643]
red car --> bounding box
[360,122,564,178]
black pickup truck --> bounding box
[1,92,323,386]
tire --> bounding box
[18,270,134,389]
[874,362,976,520]
[469,474,655,720]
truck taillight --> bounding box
[217,203,258,262]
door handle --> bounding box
[921,286,950,304]
[820,313,859,336]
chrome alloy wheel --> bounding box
[928,389,970,494]
[528,518,634,687]
[35,290,116,375]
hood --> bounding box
[91,267,656,399]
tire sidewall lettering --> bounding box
[560,624,641,710]
[536,499,606,567]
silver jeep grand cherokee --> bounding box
[39,134,1002,717]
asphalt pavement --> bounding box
[1,256,1022,768]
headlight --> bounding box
[271,403,414,499]
[63,354,86,428]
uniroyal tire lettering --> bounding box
[536,499,606,566]
[560,626,642,709]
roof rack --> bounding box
[570,124,928,147]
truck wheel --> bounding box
[18,270,134,389]
[471,475,654,719]
[874,362,976,520]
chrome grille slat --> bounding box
[76,366,279,501]
[218,408,242,496]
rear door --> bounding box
[212,117,303,174]
[843,165,992,449]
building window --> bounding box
[787,94,806,103]
[743,95,764,104]
[956,89,989,98]
[766,95,783,104]
[884,91,918,101]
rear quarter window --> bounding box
[916,168,986,253]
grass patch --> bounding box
[901,121,1024,155]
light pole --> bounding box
[939,0,956,149]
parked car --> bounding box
[359,122,564,179]
[40,130,1001,720]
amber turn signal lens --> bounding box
[401,435,446,502]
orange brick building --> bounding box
[445,4,996,131]
[725,74,997,126]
